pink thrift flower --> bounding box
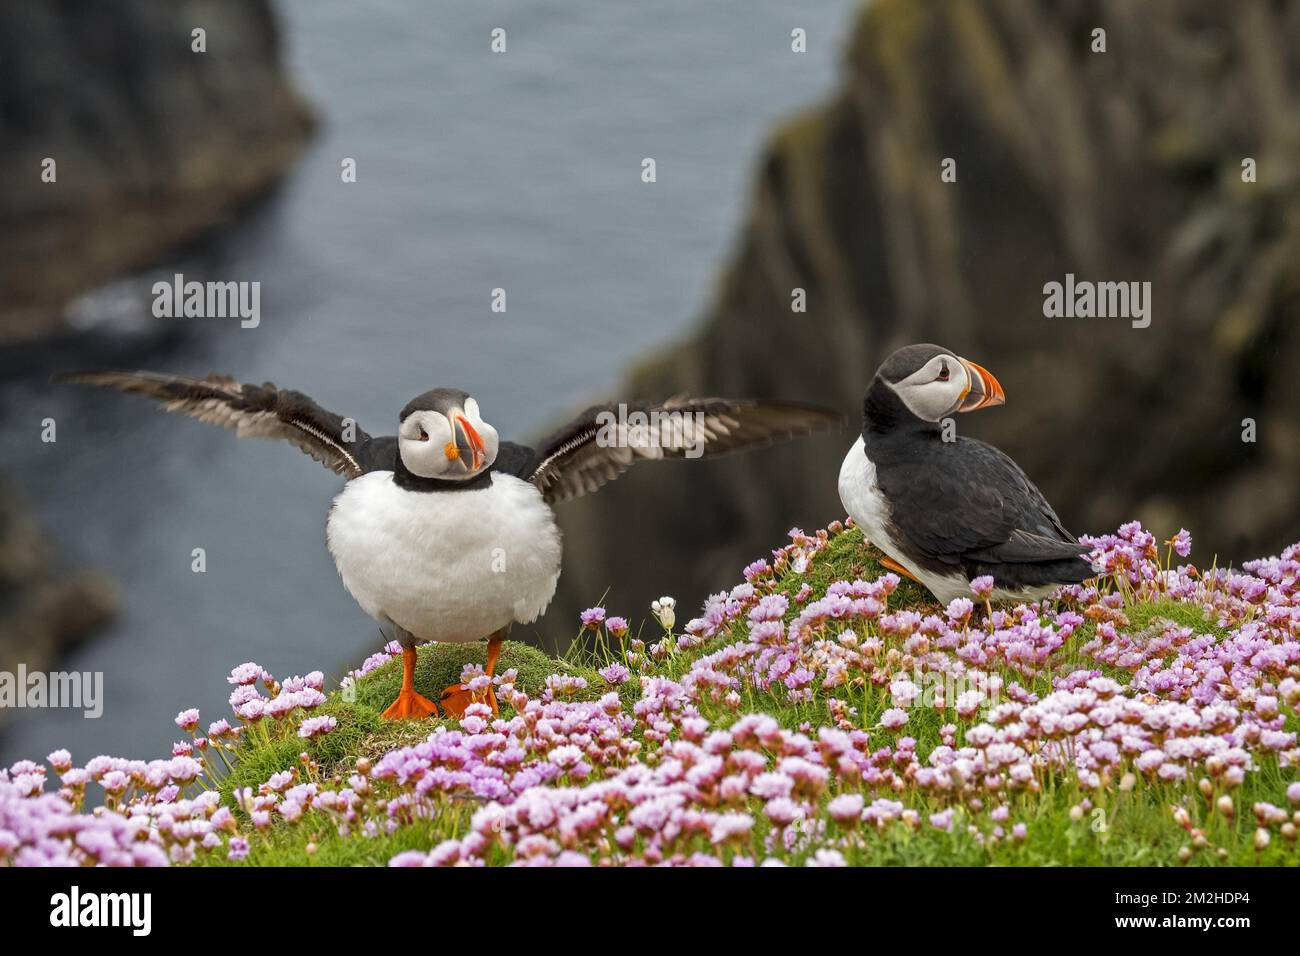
[946,598,974,622]
[807,849,846,867]
[880,708,909,731]
[46,750,73,773]
[298,716,337,739]
[710,813,754,844]
[929,809,954,832]
[227,663,263,686]
[827,793,864,825]
[598,663,630,686]
[889,678,920,709]
[765,797,799,827]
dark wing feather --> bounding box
[879,437,1086,566]
[530,398,843,505]
[55,371,372,479]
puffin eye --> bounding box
[417,426,429,441]
[937,364,950,382]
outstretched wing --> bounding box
[55,371,372,479]
[529,397,843,504]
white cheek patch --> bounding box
[891,357,964,421]
[399,413,456,477]
[399,438,440,477]
[896,385,944,422]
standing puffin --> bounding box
[58,371,840,718]
[838,344,1094,604]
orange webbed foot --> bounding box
[879,554,921,583]
[440,683,498,719]
[381,689,440,721]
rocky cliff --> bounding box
[545,0,1300,634]
[0,0,314,342]
[0,0,312,688]
[0,481,117,679]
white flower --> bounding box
[547,745,583,769]
[889,677,920,709]
[651,596,676,630]
[879,708,908,730]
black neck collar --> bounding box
[393,456,493,493]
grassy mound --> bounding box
[220,639,592,800]
[61,523,1289,868]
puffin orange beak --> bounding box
[453,413,486,471]
[956,358,1005,412]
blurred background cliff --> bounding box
[1,0,1297,762]
[553,0,1300,627]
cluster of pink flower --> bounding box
[393,523,1300,865]
[389,709,941,867]
[1,520,1297,867]
[0,661,335,865]
[0,753,234,865]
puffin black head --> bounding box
[867,343,1005,428]
[397,388,499,480]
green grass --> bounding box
[209,638,604,865]
[191,529,1298,867]
[215,642,576,790]
[210,807,475,867]
[782,526,939,612]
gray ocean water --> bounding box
[0,0,854,765]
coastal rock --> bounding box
[546,0,1300,633]
[0,0,311,689]
[0,480,118,730]
[0,0,314,342]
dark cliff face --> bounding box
[0,0,312,691]
[0,480,117,679]
[542,0,1300,638]
[0,0,314,342]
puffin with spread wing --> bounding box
[58,371,840,718]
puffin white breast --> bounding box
[326,471,562,643]
[837,436,969,602]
